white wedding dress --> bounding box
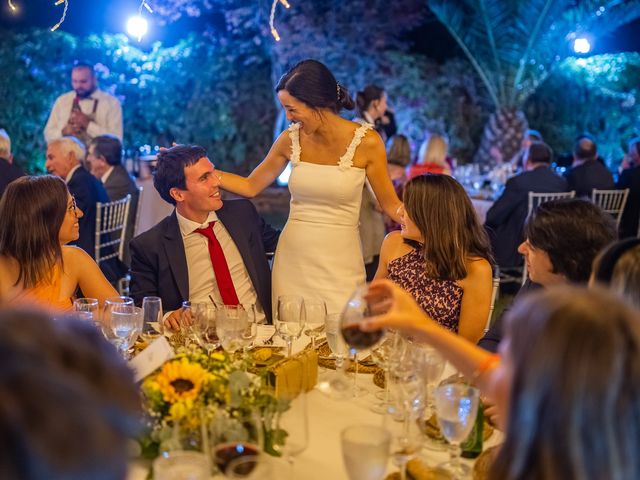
[272,122,372,315]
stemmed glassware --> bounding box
[302,298,326,350]
[239,303,258,357]
[370,332,400,414]
[102,296,133,342]
[417,345,447,450]
[191,303,219,354]
[217,305,249,354]
[73,298,99,323]
[141,296,163,343]
[340,284,384,397]
[434,382,480,478]
[110,304,143,359]
[341,425,391,480]
[275,295,305,358]
[318,313,350,398]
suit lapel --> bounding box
[217,207,260,288]
[163,212,189,301]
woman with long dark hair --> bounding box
[218,60,401,315]
[0,175,117,311]
[363,281,640,480]
[375,174,493,342]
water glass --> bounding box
[341,425,390,480]
[217,305,249,354]
[435,383,480,477]
[318,313,350,399]
[141,296,163,342]
[192,302,219,354]
[153,450,209,480]
[302,298,326,349]
[73,297,98,322]
[102,296,133,340]
[275,295,305,357]
[110,304,142,359]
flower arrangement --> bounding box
[139,348,288,459]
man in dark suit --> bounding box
[0,129,25,198]
[564,134,614,198]
[86,135,139,265]
[618,137,640,238]
[45,136,124,282]
[129,145,279,328]
[485,142,568,270]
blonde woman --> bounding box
[408,134,452,178]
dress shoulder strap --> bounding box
[287,123,302,164]
[338,123,372,170]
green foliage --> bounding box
[527,53,640,168]
[0,29,276,174]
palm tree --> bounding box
[427,0,640,165]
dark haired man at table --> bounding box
[564,134,614,198]
[129,145,279,328]
[485,141,568,270]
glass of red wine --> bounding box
[209,409,264,478]
[340,283,385,398]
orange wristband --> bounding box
[471,353,500,385]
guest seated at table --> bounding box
[564,134,614,198]
[485,141,568,270]
[479,198,617,352]
[0,309,140,480]
[375,174,493,342]
[129,144,279,329]
[617,137,640,238]
[363,281,640,479]
[0,176,118,312]
[407,134,452,178]
[591,238,640,308]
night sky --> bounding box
[1,0,639,58]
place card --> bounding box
[129,336,174,382]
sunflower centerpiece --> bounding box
[139,348,287,460]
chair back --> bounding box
[484,267,500,334]
[95,194,131,265]
[527,191,576,216]
[133,185,144,237]
[591,188,629,227]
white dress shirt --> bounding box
[64,164,82,184]
[101,166,115,184]
[176,210,265,323]
[44,89,123,143]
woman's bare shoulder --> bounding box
[465,257,493,278]
[62,245,93,265]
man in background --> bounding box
[565,134,614,198]
[0,129,24,198]
[44,62,122,146]
[618,137,640,238]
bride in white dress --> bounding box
[219,60,401,315]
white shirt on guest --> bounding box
[64,164,82,184]
[44,89,123,143]
[176,209,265,323]
[101,166,115,184]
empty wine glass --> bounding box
[341,425,390,480]
[73,297,98,323]
[302,298,326,350]
[435,382,480,478]
[153,450,209,480]
[417,345,447,451]
[387,411,424,480]
[318,313,350,399]
[192,302,219,354]
[217,305,249,354]
[141,296,163,343]
[275,295,305,358]
[239,303,258,357]
[341,284,384,397]
[370,332,400,414]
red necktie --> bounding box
[194,221,240,306]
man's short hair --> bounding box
[527,129,542,142]
[0,129,10,159]
[90,135,122,166]
[72,61,95,76]
[573,134,597,161]
[527,141,552,165]
[48,136,86,163]
[153,144,208,205]
[524,198,617,283]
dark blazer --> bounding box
[129,199,279,323]
[617,165,640,238]
[564,160,614,198]
[0,157,25,198]
[104,164,139,266]
[485,166,568,269]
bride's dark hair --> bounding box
[275,59,355,113]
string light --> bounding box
[139,0,153,14]
[270,0,291,42]
[50,0,68,32]
[7,0,17,12]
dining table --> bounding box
[129,331,502,480]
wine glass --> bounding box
[102,296,133,341]
[226,455,273,479]
[110,304,141,359]
[192,302,219,354]
[141,296,163,343]
[417,345,447,450]
[434,383,480,477]
[239,303,259,357]
[302,298,326,350]
[209,409,264,477]
[387,410,424,480]
[275,295,305,358]
[274,390,309,480]
[318,313,351,399]
[341,425,390,480]
[216,305,249,354]
[340,284,384,397]
[73,297,98,323]
[153,450,209,480]
[369,332,401,414]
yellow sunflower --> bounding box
[155,358,210,404]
